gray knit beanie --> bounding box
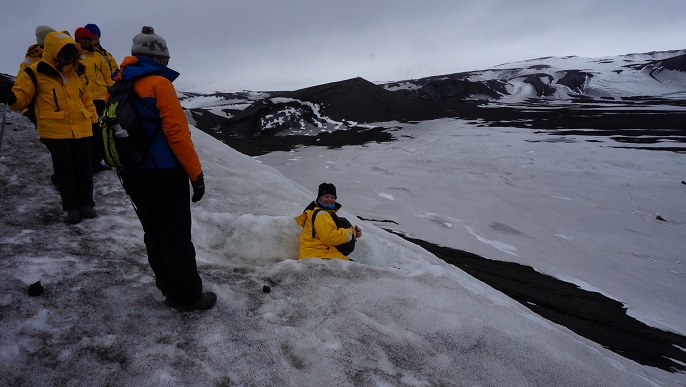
[131,26,170,65]
[35,25,56,47]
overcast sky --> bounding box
[2,0,685,91]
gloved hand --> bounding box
[353,225,362,239]
[0,79,16,105]
[191,172,205,202]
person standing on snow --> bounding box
[114,26,215,312]
[74,26,113,173]
[17,25,56,125]
[295,182,362,260]
[18,25,56,74]
[83,23,119,76]
[0,31,99,225]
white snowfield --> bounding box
[1,104,684,385]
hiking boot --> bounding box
[173,292,217,312]
[64,209,82,225]
[81,205,97,219]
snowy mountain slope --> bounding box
[1,110,677,385]
[388,50,686,101]
[179,49,685,155]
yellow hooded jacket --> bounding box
[95,46,119,75]
[18,44,43,74]
[10,31,97,140]
[79,48,114,101]
[16,44,44,119]
[294,201,355,260]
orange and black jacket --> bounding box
[112,55,202,181]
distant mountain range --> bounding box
[179,49,685,155]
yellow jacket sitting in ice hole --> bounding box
[295,200,356,260]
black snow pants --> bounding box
[121,167,203,306]
[43,137,94,211]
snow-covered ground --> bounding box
[1,106,684,385]
[255,119,686,337]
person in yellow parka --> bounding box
[74,27,113,111]
[84,24,119,76]
[18,25,55,73]
[17,25,56,124]
[295,182,362,260]
[0,31,99,225]
[75,26,113,171]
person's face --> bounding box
[319,194,336,206]
[57,52,76,66]
[56,45,80,68]
[91,34,100,44]
[77,37,91,49]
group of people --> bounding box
[3,24,118,224]
[0,24,363,313]
[0,24,215,312]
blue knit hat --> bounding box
[84,24,101,37]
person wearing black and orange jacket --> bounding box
[0,31,98,225]
[112,26,215,312]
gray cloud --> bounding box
[1,0,684,91]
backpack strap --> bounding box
[23,66,38,88]
[23,67,38,124]
[311,209,321,238]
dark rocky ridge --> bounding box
[205,77,452,146]
[280,77,448,122]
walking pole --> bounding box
[0,103,7,155]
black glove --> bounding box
[0,79,16,105]
[191,172,205,202]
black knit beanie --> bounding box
[318,183,337,199]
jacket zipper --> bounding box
[52,89,60,112]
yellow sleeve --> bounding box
[314,212,353,246]
[9,68,36,111]
[79,72,98,123]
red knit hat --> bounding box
[74,27,93,41]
